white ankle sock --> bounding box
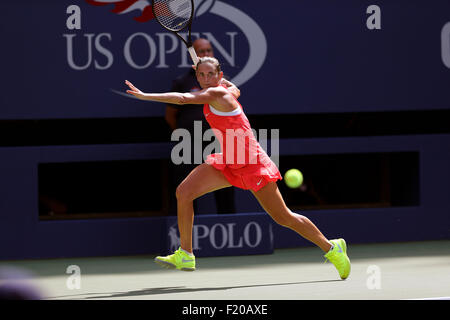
[328,244,334,253]
[180,248,194,256]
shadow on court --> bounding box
[1,240,449,278]
[47,279,341,300]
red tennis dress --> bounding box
[203,91,282,192]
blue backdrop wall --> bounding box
[1,0,450,119]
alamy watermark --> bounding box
[170,121,279,167]
[66,265,81,290]
[366,265,382,290]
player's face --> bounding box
[196,63,222,89]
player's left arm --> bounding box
[220,78,241,99]
[177,87,224,105]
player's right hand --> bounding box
[125,80,146,100]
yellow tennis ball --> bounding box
[284,169,303,188]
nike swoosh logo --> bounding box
[337,244,343,253]
[182,258,194,263]
[256,178,263,185]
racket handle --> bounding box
[188,46,199,65]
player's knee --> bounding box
[176,183,193,203]
[175,184,187,202]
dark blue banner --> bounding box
[162,213,274,257]
[1,0,449,119]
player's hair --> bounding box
[196,57,221,74]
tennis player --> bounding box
[125,57,350,279]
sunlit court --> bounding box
[1,0,449,310]
[1,241,449,301]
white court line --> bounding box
[408,296,450,300]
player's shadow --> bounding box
[49,279,341,300]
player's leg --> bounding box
[251,181,332,252]
[251,181,351,279]
[176,163,231,253]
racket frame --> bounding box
[151,0,199,65]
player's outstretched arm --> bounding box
[125,80,184,104]
[125,80,222,105]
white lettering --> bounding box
[94,33,114,70]
[366,5,381,30]
[62,30,252,79]
[190,221,264,252]
[64,33,113,70]
[66,265,81,290]
[442,22,450,69]
[124,32,157,69]
[243,222,262,248]
[63,33,94,70]
[183,304,216,317]
[171,126,279,166]
[156,33,179,68]
[66,5,81,30]
[202,128,222,162]
[203,32,238,67]
[193,224,209,250]
[171,128,191,165]
[225,128,258,165]
[227,223,243,248]
[209,223,228,249]
[269,129,279,168]
[366,265,382,290]
[193,120,203,165]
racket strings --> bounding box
[153,0,192,32]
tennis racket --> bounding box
[151,0,198,65]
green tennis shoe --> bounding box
[324,238,351,280]
[155,247,196,272]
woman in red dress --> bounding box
[125,57,350,279]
